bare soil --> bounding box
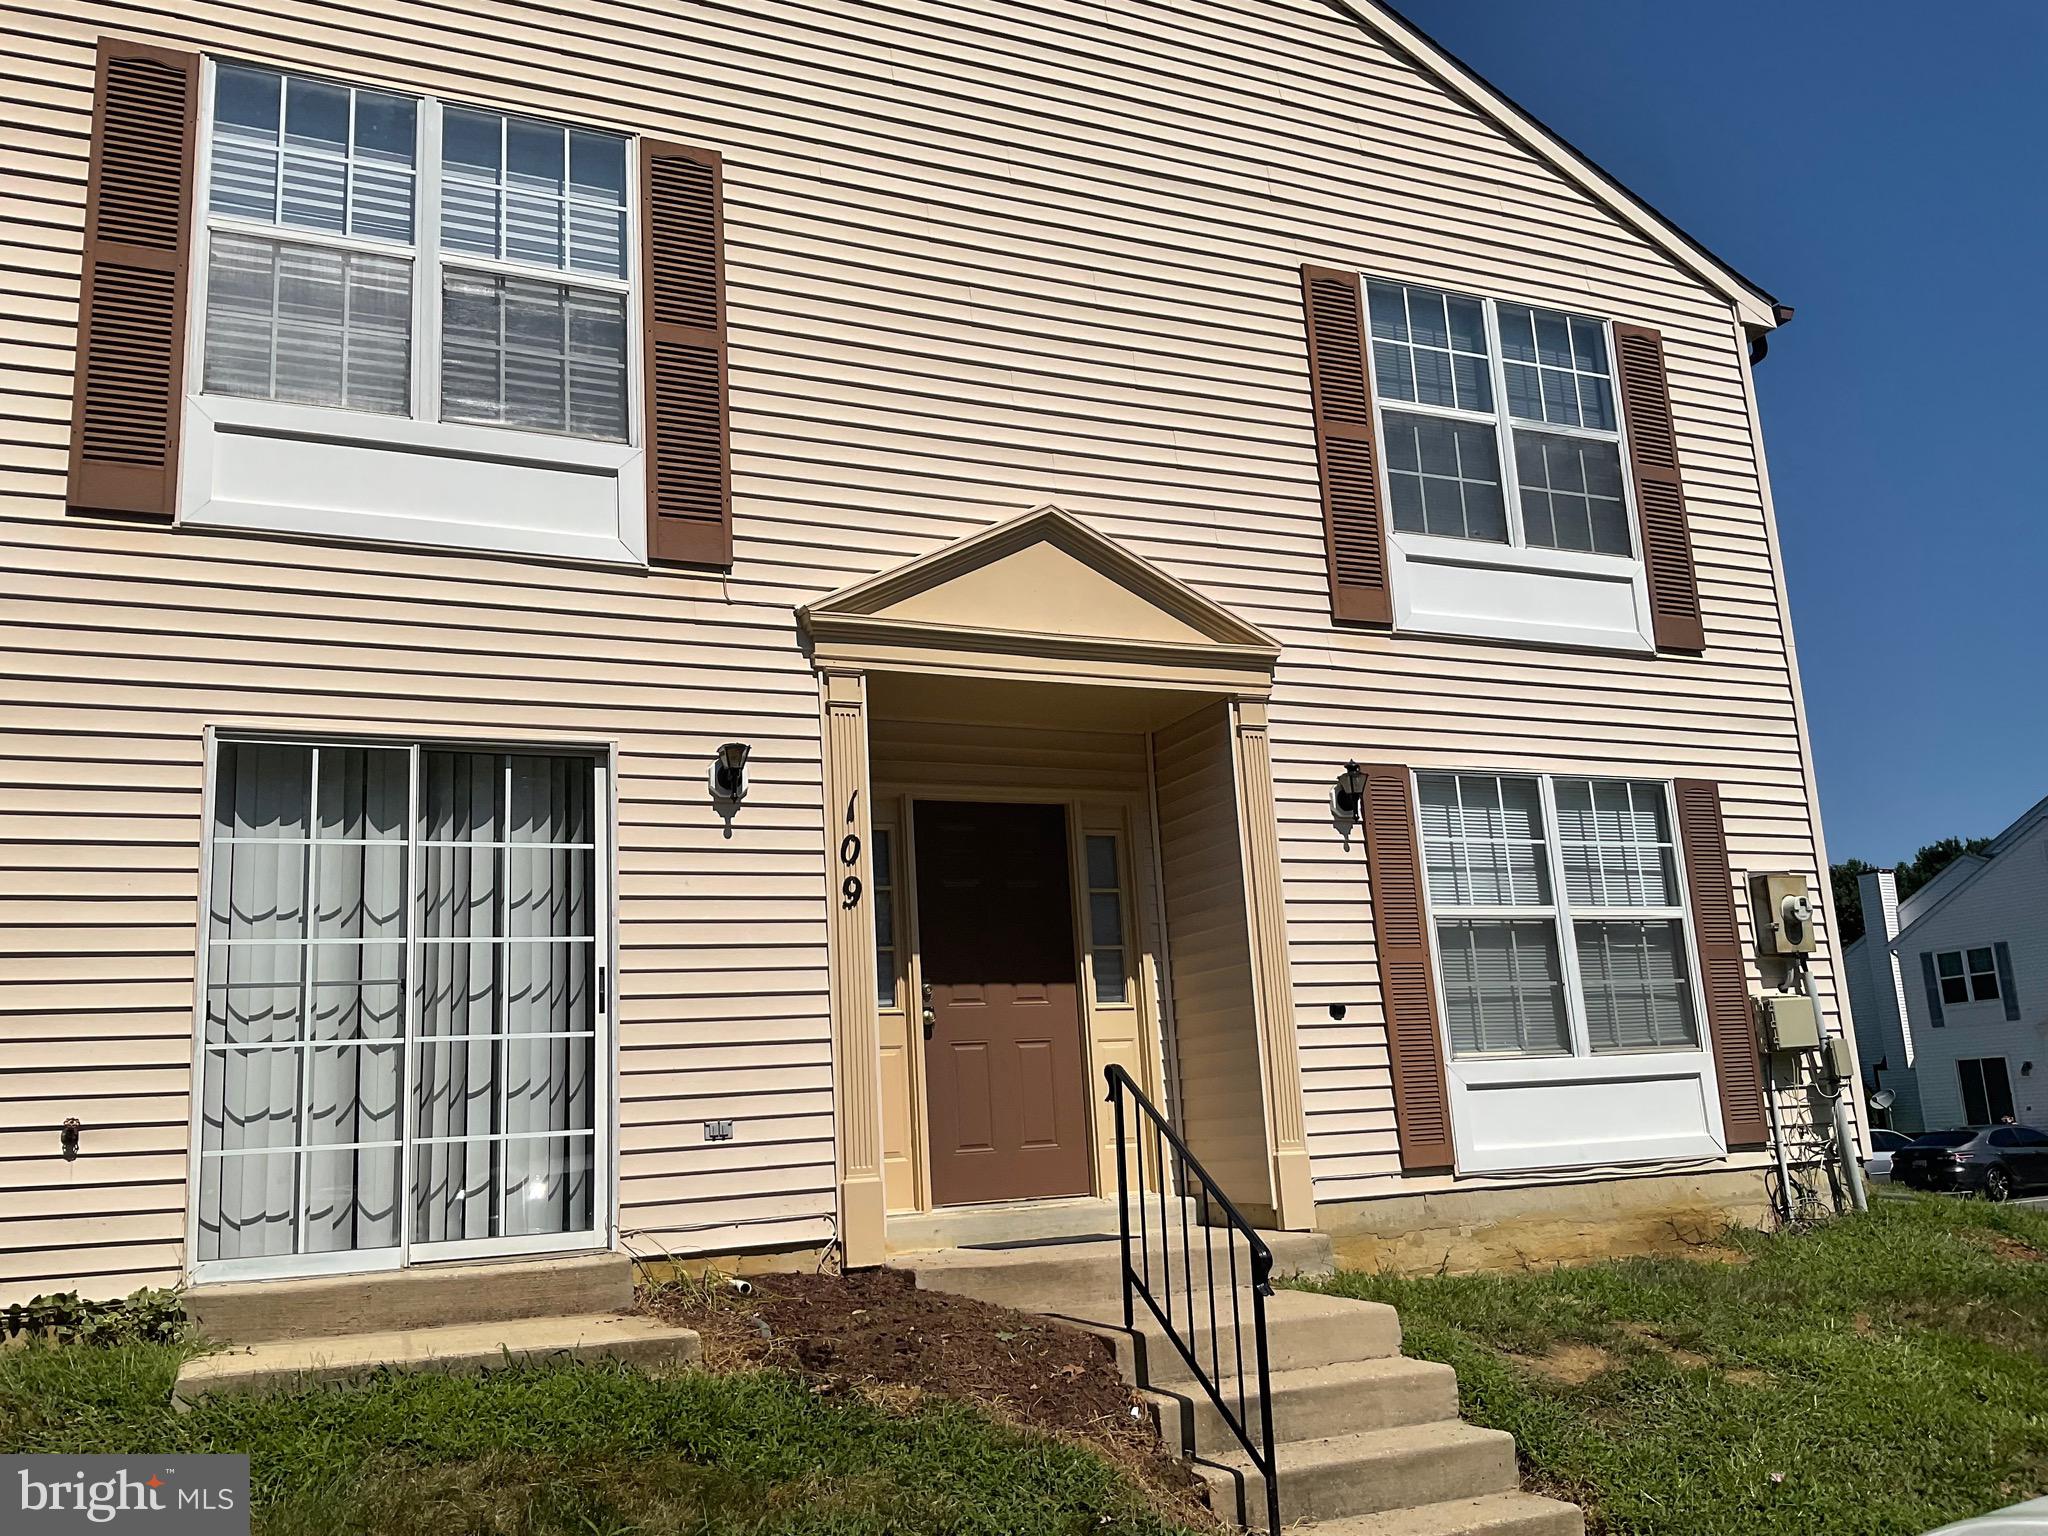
[1521,1341,1615,1385]
[648,1265,1216,1530]
[1983,1232,2043,1263]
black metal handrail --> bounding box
[1105,1064,1280,1536]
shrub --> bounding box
[2,1287,187,1346]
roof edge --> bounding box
[1889,796,2048,949]
[1327,0,1782,328]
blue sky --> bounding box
[1389,0,2047,866]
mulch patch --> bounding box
[648,1265,1216,1529]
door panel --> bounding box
[916,801,1091,1206]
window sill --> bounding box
[1390,531,1654,654]
[178,395,648,566]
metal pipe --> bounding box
[1760,1032,1795,1225]
[1799,957,1868,1213]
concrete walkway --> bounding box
[174,1254,700,1405]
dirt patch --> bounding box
[1986,1233,2043,1263]
[1617,1323,1769,1385]
[1520,1341,1616,1385]
[648,1266,1215,1530]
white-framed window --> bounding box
[1371,281,1630,557]
[182,59,647,565]
[202,62,630,438]
[1414,768,1722,1173]
[1935,947,2001,1007]
[1084,833,1129,1006]
[1420,772,1700,1061]
[191,737,611,1280]
[873,825,899,1011]
[1367,279,1653,651]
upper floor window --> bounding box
[1420,772,1700,1060]
[200,64,631,443]
[1935,947,2000,1006]
[1369,281,1631,558]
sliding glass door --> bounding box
[192,738,608,1280]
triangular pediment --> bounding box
[800,506,1279,657]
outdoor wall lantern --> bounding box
[1330,760,1366,824]
[708,742,752,806]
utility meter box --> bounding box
[1822,1034,1855,1085]
[1755,991,1821,1053]
[1749,872,1817,955]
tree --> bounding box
[1831,859,1874,947]
[1896,836,1995,903]
[1828,836,1994,949]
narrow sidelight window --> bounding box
[873,826,898,1010]
[1085,834,1129,1006]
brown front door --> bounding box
[916,800,1091,1206]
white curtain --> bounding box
[413,750,595,1246]
[199,744,409,1261]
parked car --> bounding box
[1864,1127,1915,1184]
[1890,1126,2048,1201]
[1924,1495,2048,1533]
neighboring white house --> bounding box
[1848,796,2048,1132]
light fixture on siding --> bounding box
[709,742,752,806]
[1330,761,1366,824]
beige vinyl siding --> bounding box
[1150,703,1271,1205]
[2,0,1837,1297]
[869,719,1149,799]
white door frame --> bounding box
[185,729,618,1285]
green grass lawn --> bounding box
[0,1343,1202,1536]
[1303,1193,2048,1536]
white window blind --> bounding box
[1420,773,1701,1061]
[199,61,631,444]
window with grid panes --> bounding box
[201,63,630,441]
[1368,281,1635,558]
[1085,834,1129,1006]
[1419,773,1701,1060]
[1934,947,2001,1006]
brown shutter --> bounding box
[639,140,732,566]
[1300,265,1391,626]
[1674,779,1769,1149]
[1362,763,1453,1170]
[1614,323,1704,652]
[67,39,199,521]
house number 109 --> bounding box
[840,792,863,908]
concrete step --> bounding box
[1197,1420,1520,1530]
[183,1253,633,1344]
[173,1311,700,1403]
[887,1195,1129,1254]
[1091,1289,1402,1389]
[1316,1492,1586,1536]
[902,1228,1334,1317]
[1151,1354,1459,1458]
